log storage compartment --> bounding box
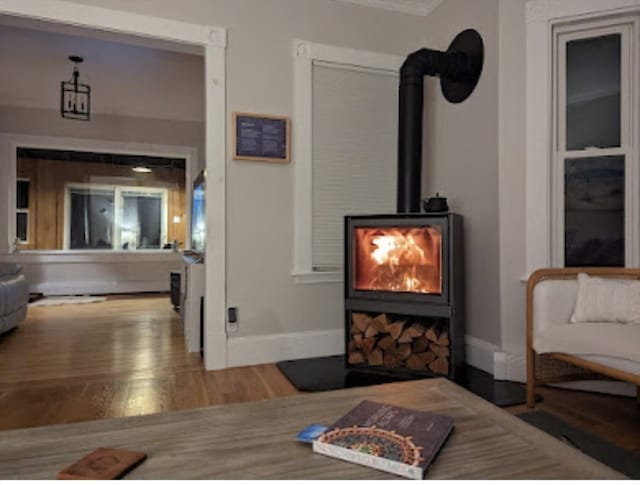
[345,214,464,379]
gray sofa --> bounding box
[0,263,28,334]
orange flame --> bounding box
[354,227,441,295]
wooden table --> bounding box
[0,378,623,479]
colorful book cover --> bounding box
[312,400,454,479]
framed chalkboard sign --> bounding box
[232,112,290,163]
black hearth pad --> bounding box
[276,355,540,407]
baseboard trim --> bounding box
[31,281,169,296]
[465,335,498,375]
[227,329,344,368]
[228,329,500,373]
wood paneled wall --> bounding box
[17,157,186,250]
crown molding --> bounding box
[336,0,444,16]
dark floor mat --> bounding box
[518,410,640,479]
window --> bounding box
[14,147,186,251]
[293,40,403,282]
[16,179,30,243]
[65,184,167,250]
[552,18,637,267]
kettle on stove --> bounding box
[422,193,449,213]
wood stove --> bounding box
[344,213,464,379]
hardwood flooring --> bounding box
[0,295,299,431]
[0,294,637,457]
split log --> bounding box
[348,351,365,365]
[383,351,402,368]
[396,343,412,360]
[362,337,375,358]
[437,331,450,347]
[370,313,390,333]
[411,336,430,354]
[377,335,395,351]
[353,333,363,348]
[348,341,356,354]
[350,323,361,335]
[430,344,450,358]
[352,313,371,333]
[388,321,404,340]
[398,328,415,343]
[429,356,449,375]
[425,327,438,343]
[407,323,425,338]
[406,351,436,370]
[368,348,383,366]
[364,325,380,339]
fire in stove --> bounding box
[354,226,442,295]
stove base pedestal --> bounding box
[276,355,539,407]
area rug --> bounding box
[517,410,640,479]
[29,296,107,307]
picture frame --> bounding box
[232,112,291,163]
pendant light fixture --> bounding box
[61,55,90,121]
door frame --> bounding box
[0,0,228,370]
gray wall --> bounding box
[420,0,502,345]
[0,106,204,164]
[498,0,527,354]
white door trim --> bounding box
[0,0,228,370]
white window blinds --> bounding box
[311,61,398,270]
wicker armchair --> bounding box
[526,267,640,407]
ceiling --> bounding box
[336,0,444,16]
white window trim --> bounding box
[525,0,640,278]
[63,182,169,251]
[291,39,403,284]
[552,18,637,267]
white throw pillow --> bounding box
[571,273,640,324]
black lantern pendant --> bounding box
[61,56,90,121]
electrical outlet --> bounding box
[227,307,239,333]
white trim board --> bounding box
[292,40,403,284]
[0,0,228,371]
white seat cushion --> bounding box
[534,322,640,375]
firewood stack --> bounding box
[347,312,450,375]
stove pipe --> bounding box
[397,29,484,213]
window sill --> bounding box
[292,270,344,284]
[0,250,183,264]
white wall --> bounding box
[420,0,502,347]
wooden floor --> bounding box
[0,295,638,457]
